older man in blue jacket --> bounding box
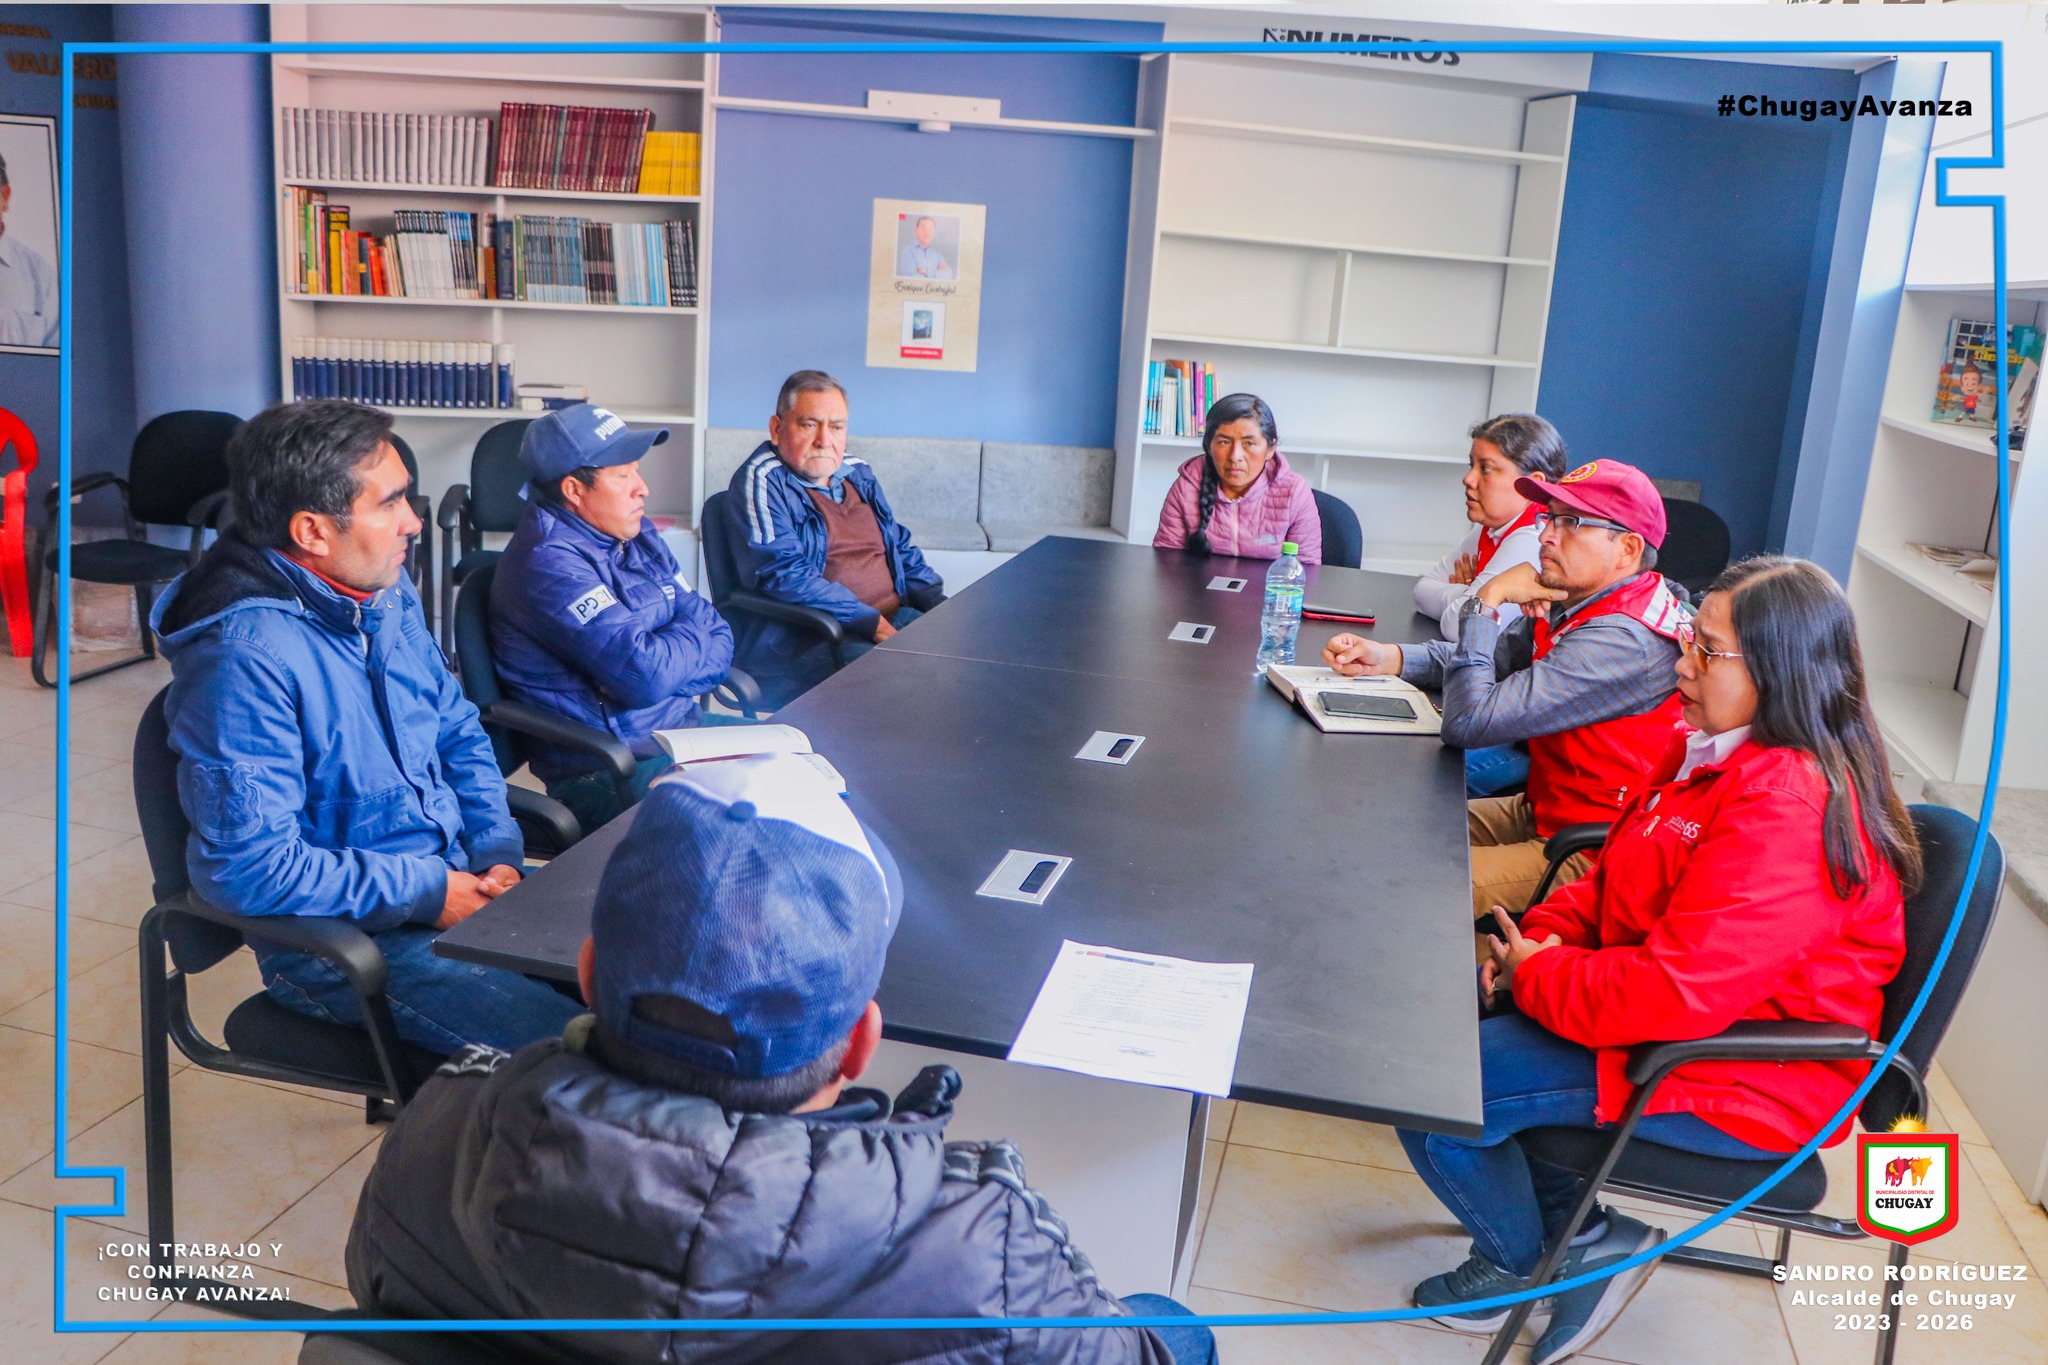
[491,405,734,831]
[725,370,944,704]
[154,400,583,1056]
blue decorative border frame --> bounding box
[52,34,2011,1340]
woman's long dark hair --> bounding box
[1711,556,1922,897]
[1187,393,1279,556]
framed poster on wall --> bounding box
[867,198,984,372]
[0,114,59,355]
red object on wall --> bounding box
[0,410,39,658]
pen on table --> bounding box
[1303,609,1375,625]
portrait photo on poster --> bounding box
[895,212,959,281]
[0,114,60,355]
[901,300,945,359]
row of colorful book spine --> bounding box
[292,338,515,410]
[282,108,492,186]
[495,101,652,192]
[290,190,698,307]
[1142,359,1218,438]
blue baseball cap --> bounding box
[589,754,903,1079]
[518,403,669,485]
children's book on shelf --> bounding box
[1931,319,2043,433]
[1142,358,1217,438]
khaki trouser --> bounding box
[1468,794,1593,926]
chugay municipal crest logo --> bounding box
[1857,1132,1959,1245]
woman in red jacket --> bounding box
[1398,556,1920,1365]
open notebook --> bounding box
[1264,665,1443,736]
[652,723,848,792]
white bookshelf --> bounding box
[1846,281,2046,786]
[267,4,719,526]
[1111,52,1576,572]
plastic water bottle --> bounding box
[1256,542,1306,673]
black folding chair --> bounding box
[389,432,436,640]
[434,420,529,655]
[1311,488,1363,569]
[1480,804,2005,1365]
[133,688,445,1309]
[1659,497,1733,596]
[35,410,240,687]
[699,489,846,703]
[451,559,759,848]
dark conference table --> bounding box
[439,537,1481,1135]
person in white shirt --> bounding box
[0,153,56,349]
[895,216,953,280]
[1413,414,1570,798]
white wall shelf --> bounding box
[1854,541,1992,628]
[271,2,719,525]
[276,60,707,94]
[1113,55,1576,564]
[1878,411,2016,459]
[282,177,702,206]
[289,294,700,316]
[710,93,1151,141]
[1868,675,1967,782]
[1158,227,1547,269]
[1148,332,1536,370]
[1168,116,1561,165]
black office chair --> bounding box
[133,688,446,1306]
[434,419,530,655]
[699,489,846,704]
[1659,497,1732,596]
[34,409,240,688]
[1478,804,2005,1365]
[389,432,436,640]
[451,560,760,848]
[1311,488,1363,570]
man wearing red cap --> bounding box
[1325,459,1688,921]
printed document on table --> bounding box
[1006,940,1254,1096]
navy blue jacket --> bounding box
[153,530,522,931]
[723,442,943,660]
[490,501,733,784]
[348,1033,1172,1365]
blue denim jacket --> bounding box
[153,530,523,930]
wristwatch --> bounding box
[1460,596,1500,623]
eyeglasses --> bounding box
[1535,511,1633,537]
[1678,624,1743,669]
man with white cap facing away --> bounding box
[346,752,1216,1364]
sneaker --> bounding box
[1532,1211,1667,1365]
[1412,1249,1535,1333]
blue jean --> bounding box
[748,605,924,707]
[1397,1012,1777,1276]
[257,923,586,1056]
[1121,1293,1216,1365]
[1465,743,1531,798]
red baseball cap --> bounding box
[1513,459,1667,549]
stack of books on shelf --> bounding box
[637,131,702,196]
[282,107,494,186]
[288,190,699,307]
[495,102,657,193]
[292,337,515,411]
[1909,542,1998,596]
[1143,359,1217,438]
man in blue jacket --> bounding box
[490,405,735,831]
[154,400,583,1056]
[348,754,1213,1365]
[725,370,944,704]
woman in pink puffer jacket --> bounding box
[1152,393,1322,563]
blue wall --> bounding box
[1539,56,1858,559]
[708,9,1157,444]
[112,4,276,424]
[0,5,133,502]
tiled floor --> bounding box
[4,652,2047,1363]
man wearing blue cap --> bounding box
[156,400,583,1056]
[347,754,1215,1365]
[724,370,945,706]
[491,404,738,831]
